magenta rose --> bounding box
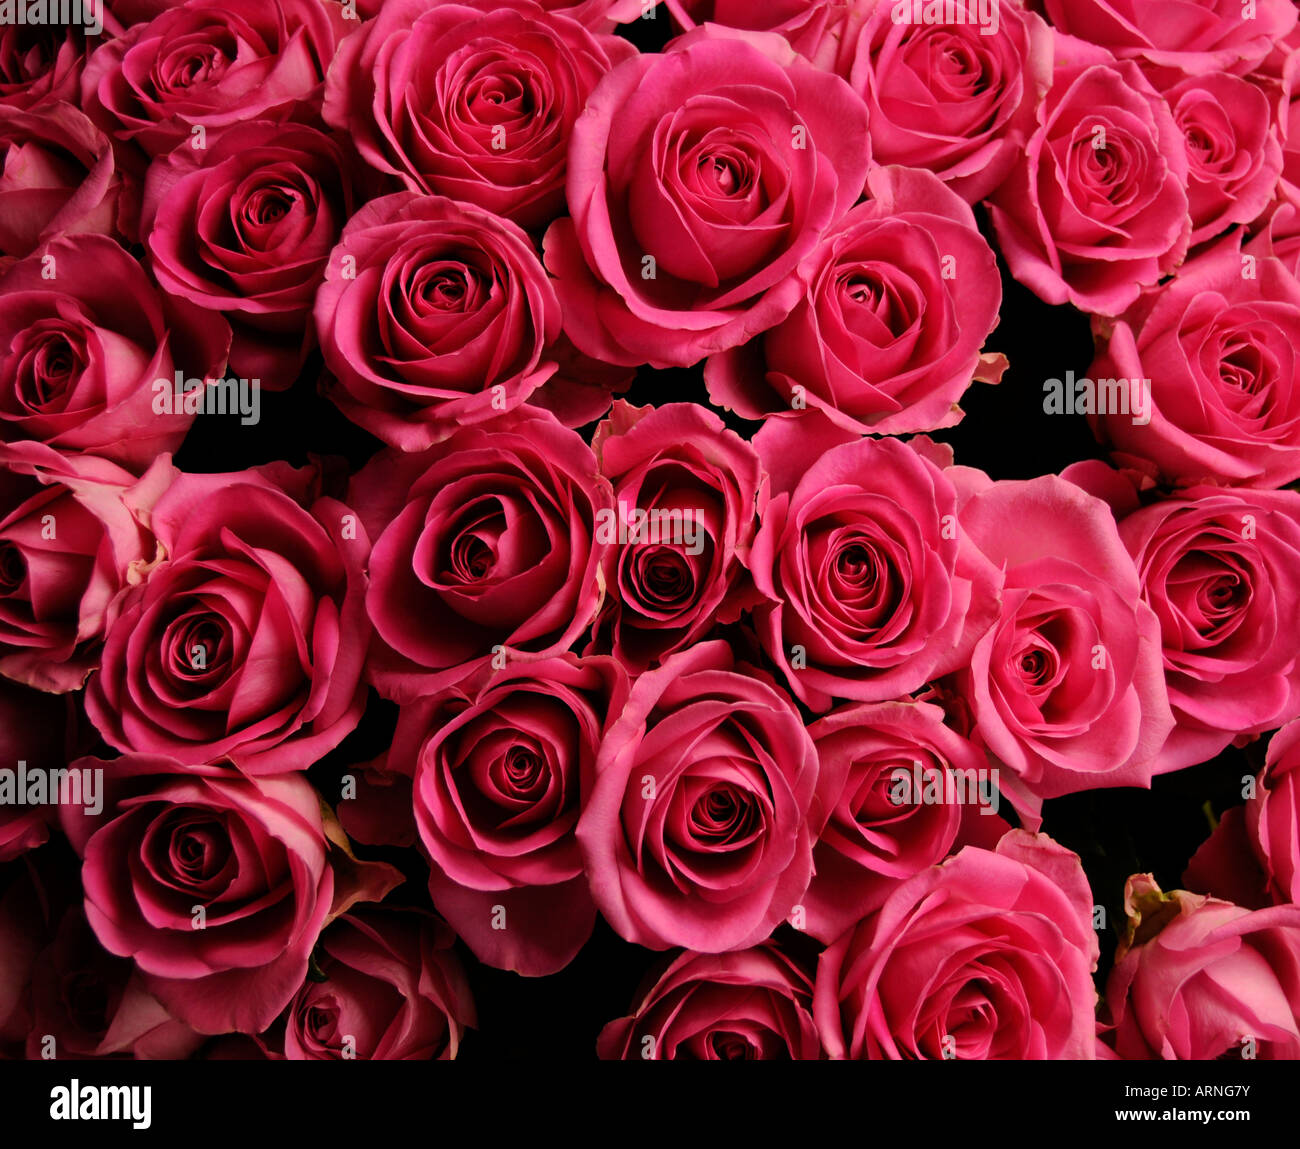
[141,120,355,385]
[707,166,1006,435]
[0,677,79,862]
[1103,874,1300,1059]
[1246,720,1300,906]
[315,192,561,450]
[1247,200,1300,281]
[577,640,819,952]
[350,406,611,701]
[597,944,822,1060]
[1089,235,1300,489]
[747,418,1002,712]
[814,831,1099,1060]
[323,0,636,231]
[543,23,870,368]
[283,907,475,1060]
[986,37,1190,316]
[0,22,86,111]
[84,462,371,774]
[396,654,627,976]
[587,400,763,672]
[949,471,1173,811]
[663,0,870,72]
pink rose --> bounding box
[707,166,1006,434]
[0,22,86,111]
[0,677,79,862]
[747,417,1002,712]
[349,406,611,701]
[543,23,870,367]
[597,944,822,1060]
[84,462,371,774]
[662,0,870,72]
[814,831,1099,1060]
[1247,720,1300,906]
[1103,874,1300,1059]
[987,37,1190,316]
[323,0,636,231]
[577,640,819,952]
[1247,199,1300,280]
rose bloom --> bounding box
[1103,874,1300,1059]
[0,102,125,262]
[986,37,1189,317]
[324,0,636,231]
[0,676,79,862]
[1118,487,1300,772]
[577,640,819,952]
[284,907,474,1060]
[85,461,371,774]
[949,472,1173,812]
[1089,235,1300,489]
[543,23,870,368]
[81,0,348,159]
[707,166,1006,435]
[397,654,627,976]
[0,21,85,111]
[587,400,763,672]
[662,0,871,72]
[0,235,230,472]
[141,120,355,385]
[59,754,337,1036]
[598,944,822,1060]
[747,417,1001,712]
[815,831,1099,1060]
[1246,720,1300,906]
[349,406,611,701]
[316,192,562,450]
[348,0,645,29]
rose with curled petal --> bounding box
[141,120,355,387]
[598,944,822,1060]
[1088,235,1300,489]
[84,461,371,774]
[746,416,1002,714]
[0,22,87,111]
[707,166,1006,435]
[814,831,1099,1060]
[543,23,871,368]
[586,400,763,673]
[323,0,636,232]
[1246,720,1300,906]
[58,754,337,1036]
[1247,200,1300,280]
[315,192,562,451]
[1102,874,1300,1060]
[349,406,611,702]
[0,677,79,862]
[0,235,230,473]
[284,907,474,1060]
[80,0,348,160]
[1117,487,1300,773]
[576,640,819,953]
[986,37,1190,317]
[395,654,627,976]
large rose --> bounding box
[986,37,1189,317]
[747,418,1001,713]
[543,23,870,368]
[323,0,636,231]
[1102,874,1300,1060]
[84,461,371,774]
[576,640,819,952]
[707,166,1006,435]
[814,831,1099,1060]
[597,944,822,1060]
[350,406,611,700]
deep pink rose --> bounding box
[396,654,626,976]
[747,417,1001,712]
[141,120,355,385]
[1247,720,1300,906]
[347,0,646,30]
[0,22,86,111]
[987,36,1189,316]
[597,944,822,1060]
[543,23,871,368]
[663,0,871,72]
[1089,235,1300,489]
[814,831,1099,1060]
[1103,874,1300,1060]
[323,0,636,231]
[349,406,611,701]
[577,640,819,952]
[950,471,1173,811]
[84,462,371,774]
[707,166,1006,434]
[1247,199,1300,280]
[0,677,79,862]
[284,907,475,1060]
